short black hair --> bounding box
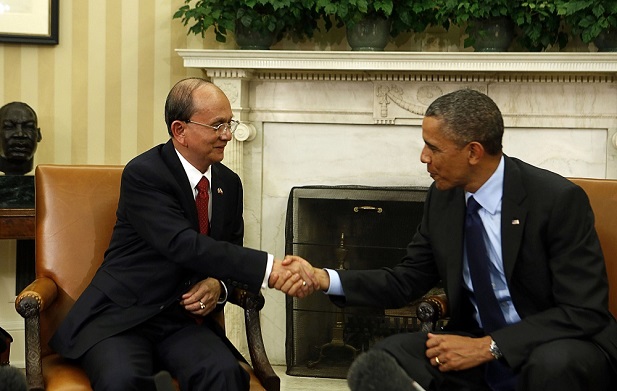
[425,89,503,155]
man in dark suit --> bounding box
[287,89,617,390]
[50,78,317,391]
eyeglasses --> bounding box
[185,119,239,136]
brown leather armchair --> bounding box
[14,165,280,391]
[417,177,617,330]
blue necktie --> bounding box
[465,196,506,332]
[466,196,517,391]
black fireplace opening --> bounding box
[284,185,428,379]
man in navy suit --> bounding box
[288,89,617,390]
[50,78,317,390]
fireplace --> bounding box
[284,185,428,378]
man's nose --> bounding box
[219,130,232,141]
[420,146,430,163]
[12,124,27,136]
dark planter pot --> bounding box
[594,29,617,52]
[346,15,391,51]
[469,17,515,52]
[234,22,277,50]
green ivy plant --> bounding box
[174,0,321,44]
[434,0,512,48]
[510,1,567,51]
[556,0,617,44]
[435,0,510,28]
[316,0,435,37]
[393,0,438,36]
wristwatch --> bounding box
[489,339,503,360]
[217,280,228,305]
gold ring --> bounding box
[302,280,307,287]
[435,356,442,365]
[199,301,206,309]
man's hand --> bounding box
[180,277,221,316]
[269,255,319,298]
[313,266,331,291]
[425,333,494,372]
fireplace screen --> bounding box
[285,185,428,379]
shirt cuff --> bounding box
[217,280,228,305]
[261,253,274,290]
[324,268,345,296]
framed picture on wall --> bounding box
[0,0,59,44]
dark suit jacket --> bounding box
[51,140,268,359]
[333,156,617,371]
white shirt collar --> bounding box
[465,155,504,215]
[174,149,211,197]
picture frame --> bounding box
[0,0,59,45]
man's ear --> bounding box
[468,141,485,164]
[170,120,186,144]
[36,128,42,142]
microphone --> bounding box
[347,350,425,391]
[0,365,27,391]
[154,370,176,391]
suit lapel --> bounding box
[425,185,465,315]
[501,157,527,280]
[444,189,467,318]
[160,140,200,230]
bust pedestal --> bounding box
[0,175,35,294]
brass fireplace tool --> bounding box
[307,233,359,368]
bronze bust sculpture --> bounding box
[0,102,42,175]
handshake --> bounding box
[268,256,329,298]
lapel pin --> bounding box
[217,188,223,194]
[512,219,520,225]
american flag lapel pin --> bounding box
[512,219,520,225]
[217,188,223,195]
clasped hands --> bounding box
[268,255,329,298]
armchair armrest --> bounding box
[15,277,59,391]
[416,294,449,333]
[229,289,280,391]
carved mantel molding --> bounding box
[177,49,617,80]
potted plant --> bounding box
[556,0,617,51]
[434,0,515,51]
[174,0,321,49]
[315,0,435,51]
[510,0,567,51]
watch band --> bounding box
[489,339,503,360]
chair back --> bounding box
[569,178,617,317]
[35,165,123,352]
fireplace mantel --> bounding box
[177,49,617,76]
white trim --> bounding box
[177,49,617,74]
